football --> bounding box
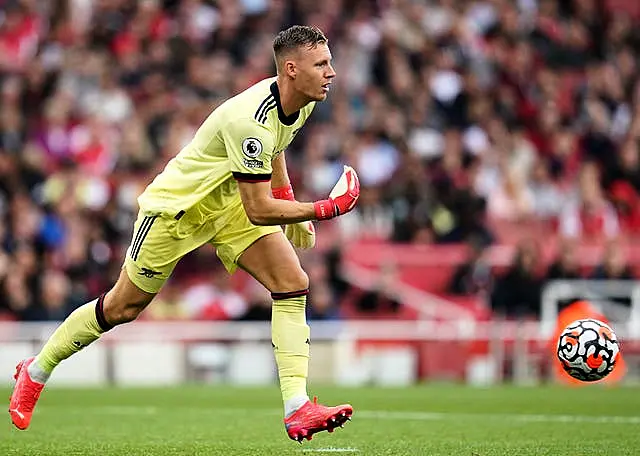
[557,318,620,382]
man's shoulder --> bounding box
[228,77,276,111]
[216,78,277,127]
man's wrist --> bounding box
[272,183,295,201]
[313,199,336,220]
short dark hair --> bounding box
[273,25,327,58]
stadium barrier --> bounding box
[1,319,638,387]
[541,279,640,337]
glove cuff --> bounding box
[271,183,295,201]
[313,199,336,220]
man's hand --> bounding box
[313,165,360,220]
[271,183,316,249]
[285,221,316,249]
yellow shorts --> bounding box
[124,196,281,294]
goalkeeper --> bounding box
[9,25,359,443]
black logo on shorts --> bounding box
[73,341,86,349]
[139,268,162,278]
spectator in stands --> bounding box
[386,146,436,243]
[182,271,248,321]
[237,281,272,322]
[545,239,584,310]
[529,159,563,219]
[430,178,493,245]
[447,235,493,296]
[487,166,535,221]
[142,282,188,321]
[302,251,341,320]
[2,270,34,320]
[491,239,543,319]
[558,162,620,240]
[608,179,640,232]
[604,138,640,193]
[354,262,402,316]
[591,241,635,281]
[546,240,582,280]
[39,268,82,321]
[337,185,394,241]
[590,240,636,311]
[606,140,640,231]
[307,282,341,321]
[325,247,351,303]
[354,286,402,316]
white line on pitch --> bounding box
[37,406,640,424]
[356,410,640,424]
[39,405,159,415]
[302,448,359,453]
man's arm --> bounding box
[269,151,317,249]
[238,180,316,225]
[238,164,360,225]
[271,152,290,190]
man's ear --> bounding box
[285,60,297,79]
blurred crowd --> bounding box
[448,236,636,319]
[0,0,639,322]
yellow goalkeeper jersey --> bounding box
[137,77,315,217]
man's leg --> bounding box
[238,232,352,442]
[239,232,310,413]
[32,268,156,379]
[9,268,155,430]
[8,211,195,430]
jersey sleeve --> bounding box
[223,117,275,182]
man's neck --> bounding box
[275,77,307,116]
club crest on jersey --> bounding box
[242,138,263,158]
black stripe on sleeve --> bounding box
[257,99,276,123]
[259,103,278,124]
[233,172,272,183]
[254,95,275,121]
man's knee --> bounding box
[106,300,146,325]
[103,292,150,325]
[272,268,309,293]
[102,270,155,325]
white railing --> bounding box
[1,320,637,387]
[1,320,540,343]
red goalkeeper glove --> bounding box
[272,183,316,249]
[313,165,360,220]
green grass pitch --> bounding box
[2,385,639,455]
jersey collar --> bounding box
[270,82,300,126]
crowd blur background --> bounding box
[0,0,639,323]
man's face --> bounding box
[290,43,336,102]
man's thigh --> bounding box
[124,211,215,294]
[210,202,282,275]
[235,230,306,293]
